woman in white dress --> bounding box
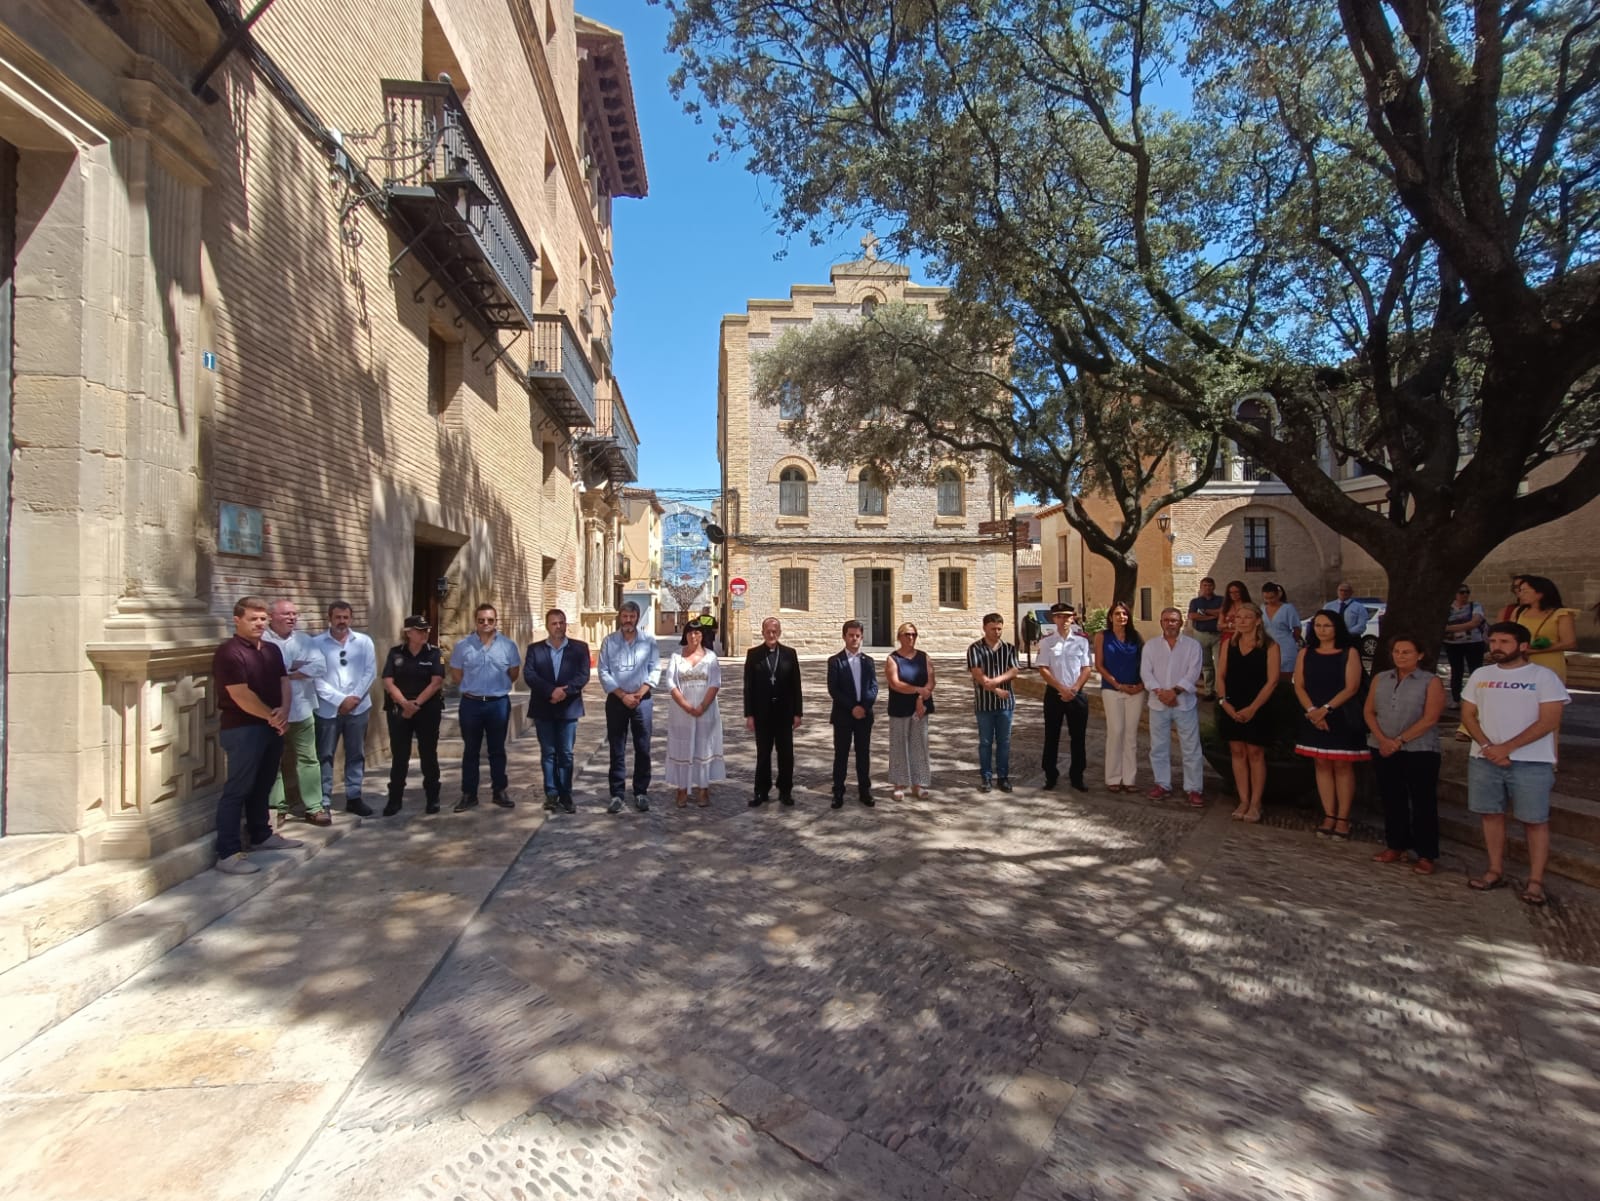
[663,620,725,806]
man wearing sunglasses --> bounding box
[313,601,378,816]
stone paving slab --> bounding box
[5,663,1600,1200]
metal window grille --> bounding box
[938,568,966,608]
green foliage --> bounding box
[1080,607,1109,637]
[662,0,1600,658]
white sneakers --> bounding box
[214,853,259,875]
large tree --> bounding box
[662,0,1600,653]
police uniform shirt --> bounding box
[383,641,445,708]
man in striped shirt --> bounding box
[967,612,1019,793]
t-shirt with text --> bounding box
[1465,661,1569,763]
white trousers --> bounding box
[1101,689,1146,786]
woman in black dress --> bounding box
[1293,609,1370,839]
[1216,602,1280,822]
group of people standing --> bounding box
[1179,573,1573,904]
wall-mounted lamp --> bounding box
[1157,514,1175,543]
[434,576,452,600]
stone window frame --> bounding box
[933,462,968,524]
[769,455,817,524]
[847,463,891,527]
[929,554,977,611]
[773,554,820,612]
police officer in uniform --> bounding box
[382,614,446,814]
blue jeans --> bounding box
[534,717,579,798]
[1148,703,1204,793]
[458,694,511,797]
[975,708,1013,780]
[605,694,653,797]
[315,708,369,805]
[217,723,284,857]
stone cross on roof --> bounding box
[860,231,879,261]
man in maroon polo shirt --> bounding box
[212,596,304,874]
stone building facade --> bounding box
[717,257,1015,655]
[0,0,644,860]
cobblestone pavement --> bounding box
[5,662,1599,1201]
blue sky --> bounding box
[583,1,880,496]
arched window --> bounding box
[1235,399,1273,481]
[779,466,809,516]
[936,467,964,516]
[861,295,879,318]
[858,467,887,516]
[778,380,804,421]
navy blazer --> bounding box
[524,638,591,720]
[827,650,879,724]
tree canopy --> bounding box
[663,0,1600,647]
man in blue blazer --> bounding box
[524,608,590,813]
[827,619,879,809]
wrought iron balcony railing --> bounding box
[529,313,597,428]
[379,80,537,330]
[581,378,639,484]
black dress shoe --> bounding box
[543,793,559,812]
[424,798,441,814]
[1069,779,1088,793]
[382,800,402,817]
[997,778,1014,793]
[831,796,845,809]
[749,794,768,808]
[558,796,576,814]
[345,798,375,817]
[454,795,479,813]
[1041,776,1059,791]
[860,793,875,807]
[779,794,795,807]
[492,790,515,809]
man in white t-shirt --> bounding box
[1459,621,1569,906]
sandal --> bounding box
[892,788,905,801]
[1331,818,1353,841]
[1315,816,1336,838]
[696,790,711,807]
[1241,808,1262,823]
[1520,880,1548,906]
[1468,871,1508,891]
[675,791,689,808]
[1230,805,1247,821]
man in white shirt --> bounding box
[1038,603,1093,791]
[1460,621,1570,906]
[1322,581,1369,638]
[264,598,330,826]
[1139,608,1206,805]
[313,600,378,817]
[599,601,660,813]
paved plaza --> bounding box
[2,662,1598,1201]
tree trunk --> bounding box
[1371,549,1482,673]
[1108,557,1140,613]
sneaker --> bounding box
[255,832,304,851]
[1146,785,1172,800]
[453,795,479,814]
[633,793,650,812]
[214,853,259,875]
[608,796,625,814]
[1186,791,1205,807]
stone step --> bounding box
[0,832,220,976]
[0,834,80,900]
[0,819,354,1064]
[1436,800,1600,888]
